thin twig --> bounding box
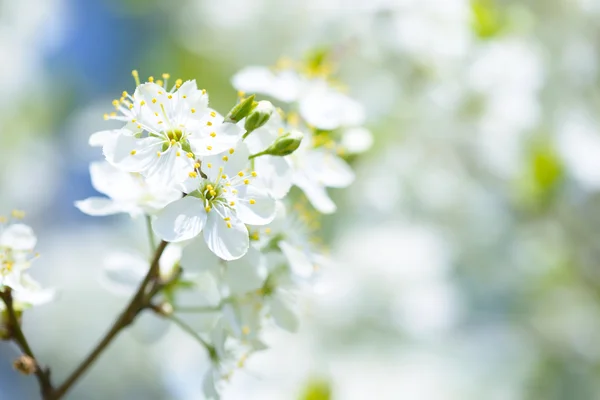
[49,240,169,400]
[0,289,54,398]
[164,312,213,352]
[174,305,221,313]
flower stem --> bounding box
[0,288,54,398]
[164,312,213,353]
[49,240,169,400]
[145,215,156,252]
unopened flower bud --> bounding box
[225,94,257,123]
[13,355,36,375]
[244,101,274,135]
[152,302,174,317]
[250,131,304,159]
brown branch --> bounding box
[49,240,169,400]
[0,288,54,398]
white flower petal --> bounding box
[11,274,54,308]
[254,155,293,199]
[269,294,299,332]
[177,80,209,116]
[159,244,182,281]
[89,161,146,200]
[235,184,276,225]
[202,141,250,181]
[89,129,121,147]
[293,174,336,214]
[100,252,148,296]
[299,87,365,130]
[145,145,194,187]
[342,127,374,154]
[74,197,130,216]
[153,196,207,242]
[131,312,171,343]
[279,240,314,278]
[103,134,163,172]
[180,238,220,273]
[203,206,249,261]
[202,366,221,400]
[225,247,266,294]
[309,150,355,188]
[190,121,244,157]
[0,224,36,250]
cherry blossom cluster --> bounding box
[1,56,370,399]
[0,213,54,331]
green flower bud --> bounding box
[243,101,274,137]
[225,94,257,123]
[249,131,304,159]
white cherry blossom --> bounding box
[289,131,355,214]
[98,78,244,187]
[0,223,38,290]
[2,274,55,311]
[152,142,276,260]
[233,66,365,130]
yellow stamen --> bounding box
[189,171,198,178]
[186,152,194,158]
[130,150,137,155]
[222,156,229,161]
[249,199,256,204]
[131,70,140,86]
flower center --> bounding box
[167,129,184,142]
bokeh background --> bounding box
[3,0,600,398]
